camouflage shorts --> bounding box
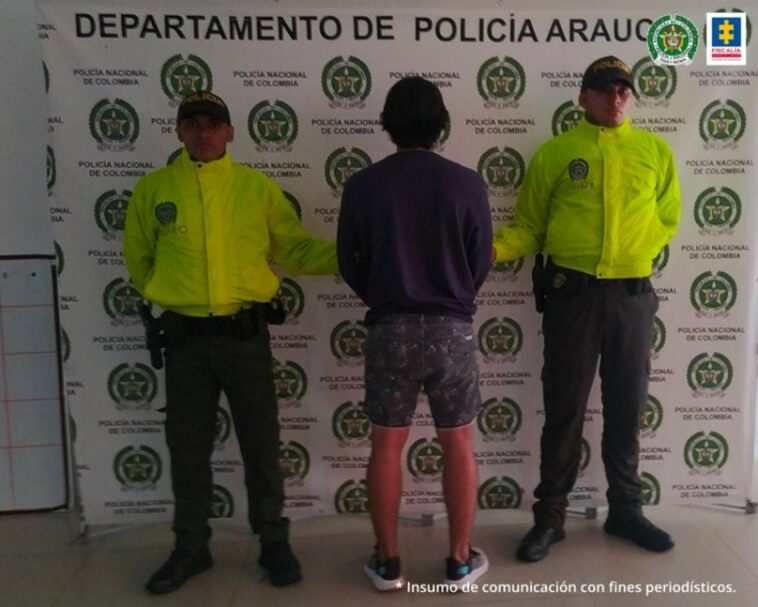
[364,314,482,429]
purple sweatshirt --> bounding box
[337,150,492,325]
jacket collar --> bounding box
[575,116,631,142]
[177,148,233,173]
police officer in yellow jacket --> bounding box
[124,91,337,594]
[493,57,681,562]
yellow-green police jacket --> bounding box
[493,117,680,278]
[123,150,337,317]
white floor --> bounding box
[1,501,757,607]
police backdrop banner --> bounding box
[38,0,757,526]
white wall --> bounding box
[3,0,757,509]
[0,0,52,256]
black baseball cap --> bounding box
[580,56,635,92]
[177,91,231,124]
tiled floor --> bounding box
[1,500,757,607]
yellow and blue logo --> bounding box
[711,16,742,47]
[707,12,747,65]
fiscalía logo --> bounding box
[477,397,522,442]
[279,440,310,486]
[160,54,213,106]
[334,479,369,514]
[283,191,303,221]
[114,445,162,491]
[322,56,372,109]
[651,244,669,279]
[477,56,526,109]
[47,146,56,192]
[209,484,234,518]
[248,100,299,152]
[478,317,523,363]
[651,315,666,359]
[332,401,371,447]
[684,431,729,474]
[640,394,664,439]
[477,147,525,197]
[478,476,523,509]
[694,187,742,235]
[277,278,305,324]
[699,99,746,149]
[568,158,589,181]
[95,189,131,240]
[640,471,662,505]
[707,12,747,66]
[214,406,232,450]
[407,438,444,482]
[687,352,733,398]
[647,14,699,66]
[330,320,367,366]
[103,277,146,326]
[325,147,372,197]
[690,271,738,318]
[551,101,584,136]
[89,98,140,151]
[632,57,677,107]
[272,359,308,407]
[107,363,158,410]
[490,257,524,283]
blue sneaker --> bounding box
[444,547,488,589]
[363,553,405,591]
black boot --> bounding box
[145,548,213,595]
[515,525,566,562]
[604,515,674,552]
[259,541,303,586]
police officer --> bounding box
[492,57,681,562]
[124,91,337,594]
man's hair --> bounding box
[380,77,450,149]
